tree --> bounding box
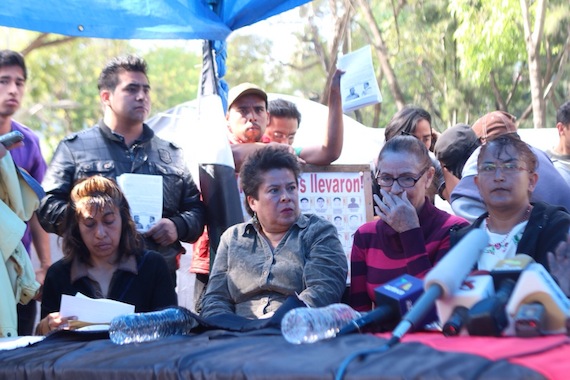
[450,0,570,128]
[3,29,203,159]
[354,0,405,110]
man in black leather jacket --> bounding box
[38,55,205,285]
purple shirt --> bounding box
[9,120,48,251]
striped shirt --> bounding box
[349,199,469,311]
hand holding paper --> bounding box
[60,293,135,324]
[336,45,382,112]
[116,173,163,233]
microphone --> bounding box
[466,254,534,336]
[337,274,427,335]
[505,263,570,336]
[437,274,494,336]
[513,303,546,337]
[389,228,488,344]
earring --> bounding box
[252,212,258,224]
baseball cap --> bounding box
[434,123,481,179]
[471,111,517,142]
[227,83,268,110]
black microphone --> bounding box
[337,274,427,335]
[466,254,534,336]
[437,274,494,336]
[442,306,469,336]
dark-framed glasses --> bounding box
[478,161,528,175]
[376,166,429,188]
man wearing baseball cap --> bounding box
[445,111,570,222]
[192,75,345,311]
[434,123,480,199]
[226,82,269,145]
[227,70,345,170]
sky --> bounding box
[129,5,312,62]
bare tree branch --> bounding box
[21,33,77,56]
[320,0,353,103]
[489,71,507,111]
[354,0,406,109]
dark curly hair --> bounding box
[240,145,300,216]
[61,176,144,265]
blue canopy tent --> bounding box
[0,0,309,41]
[1,0,312,295]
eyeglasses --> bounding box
[271,131,296,144]
[376,166,429,188]
[478,161,529,175]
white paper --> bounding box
[60,293,135,324]
[337,45,382,113]
[116,173,163,233]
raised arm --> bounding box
[230,142,268,172]
[231,142,299,171]
[298,69,344,165]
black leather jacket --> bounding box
[38,122,206,274]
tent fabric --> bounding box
[0,0,311,41]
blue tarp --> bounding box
[0,0,310,41]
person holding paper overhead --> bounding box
[192,70,345,311]
[228,69,345,169]
[37,55,206,284]
[36,176,176,335]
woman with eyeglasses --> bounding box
[451,133,570,271]
[382,105,446,202]
[349,136,469,313]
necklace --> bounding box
[484,205,531,252]
[486,204,531,233]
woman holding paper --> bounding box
[36,176,176,334]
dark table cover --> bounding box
[0,328,567,380]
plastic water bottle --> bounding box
[109,307,196,345]
[281,303,361,344]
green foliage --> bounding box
[449,0,526,85]
[20,38,132,157]
[225,34,286,92]
[3,0,570,163]
[144,47,201,113]
[5,31,202,160]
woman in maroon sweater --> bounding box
[350,136,468,312]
